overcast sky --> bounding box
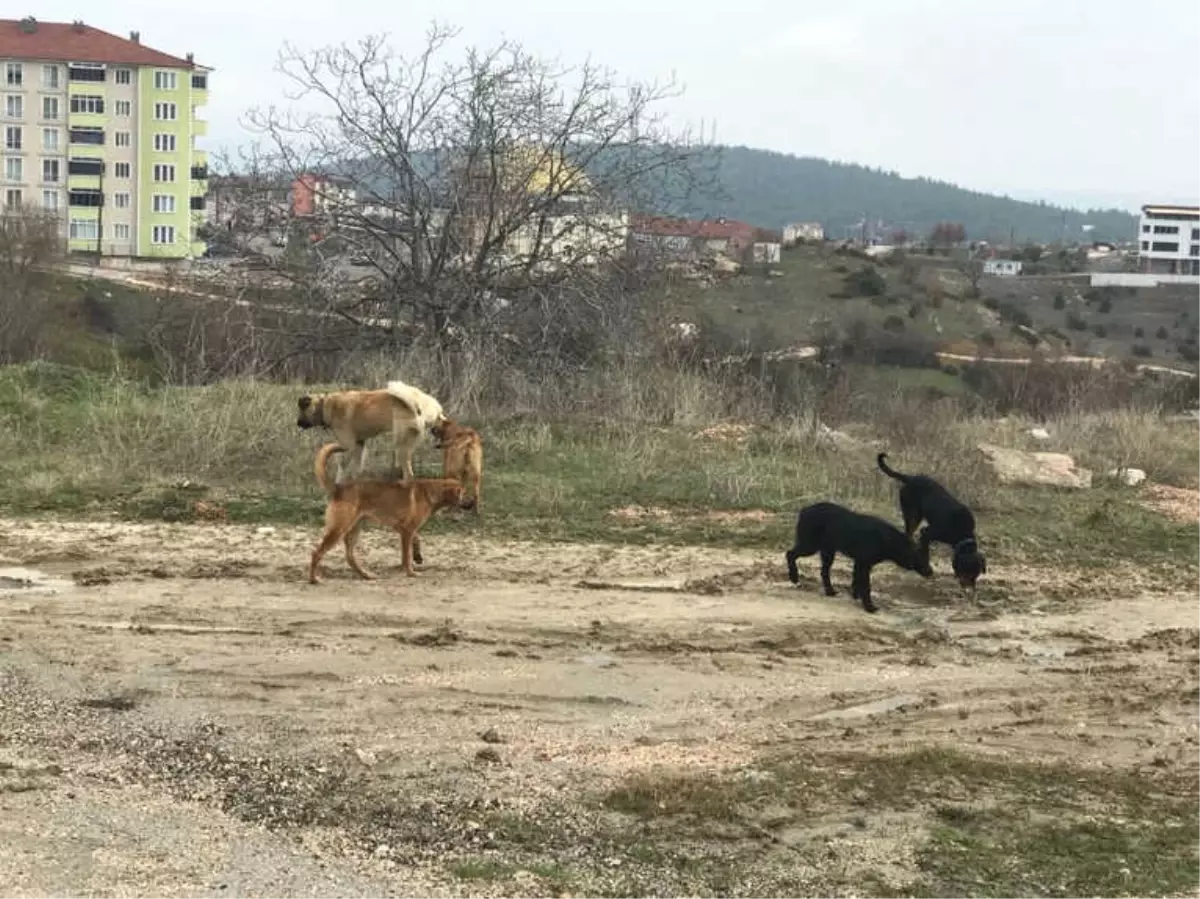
[30,0,1200,211]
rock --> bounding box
[1028,427,1050,440]
[479,727,505,744]
[1108,467,1147,487]
[977,443,1093,489]
[475,747,502,764]
[354,748,377,767]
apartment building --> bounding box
[0,16,210,259]
[1137,204,1200,276]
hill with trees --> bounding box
[675,146,1137,244]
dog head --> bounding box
[297,394,325,430]
[429,416,456,448]
[428,478,472,510]
[952,538,987,589]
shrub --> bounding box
[1053,292,1066,310]
[978,331,996,348]
[1098,298,1113,314]
[1066,312,1088,331]
[1092,323,1107,338]
[882,314,906,333]
[1134,326,1145,338]
[846,266,887,297]
[1156,326,1169,340]
[1132,344,1153,358]
[1178,341,1199,363]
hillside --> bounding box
[660,244,1200,376]
[677,146,1138,244]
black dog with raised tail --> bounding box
[877,452,987,589]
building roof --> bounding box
[0,17,200,68]
[1142,204,1200,216]
[633,215,758,241]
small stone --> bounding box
[354,748,377,767]
[475,747,502,764]
[479,727,505,744]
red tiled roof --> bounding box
[0,18,199,68]
[633,215,758,241]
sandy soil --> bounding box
[0,515,1196,896]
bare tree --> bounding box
[0,206,62,362]
[231,25,715,356]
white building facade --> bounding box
[1137,204,1200,276]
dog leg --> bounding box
[851,561,877,613]
[473,474,481,516]
[400,530,418,576]
[412,532,423,566]
[343,521,375,580]
[819,548,838,596]
[309,524,346,584]
[785,547,800,585]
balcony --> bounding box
[67,157,104,176]
[191,116,208,137]
[68,65,106,84]
[190,165,208,180]
[68,188,104,207]
[189,195,206,211]
[69,127,105,146]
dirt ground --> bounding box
[1,514,1197,897]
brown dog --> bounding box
[430,418,483,514]
[308,442,474,584]
[296,380,447,483]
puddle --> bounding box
[809,693,925,721]
[0,567,74,597]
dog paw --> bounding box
[823,588,838,597]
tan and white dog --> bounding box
[296,380,447,483]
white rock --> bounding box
[1108,467,1147,487]
[1028,427,1051,440]
[255,526,276,536]
[977,443,1093,489]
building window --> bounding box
[1140,240,1149,251]
[4,188,22,208]
[154,101,178,120]
[191,73,208,90]
[41,96,59,120]
[4,95,23,118]
[152,224,176,244]
[5,63,21,87]
[1192,228,1199,241]
[114,131,131,148]
[1152,224,1179,235]
[114,68,132,85]
[42,189,58,210]
[69,189,104,207]
[69,94,105,115]
[152,194,177,213]
[153,164,176,183]
[114,100,132,117]
[154,133,177,152]
[1151,241,1179,253]
[42,65,59,89]
[113,192,131,209]
[68,64,107,83]
[1141,224,1150,233]
[190,164,208,180]
[42,159,59,183]
[154,71,178,91]
[67,158,103,177]
[69,218,99,240]
[4,157,21,182]
[4,126,20,151]
[113,162,131,178]
[69,127,105,146]
[190,195,206,211]
[1191,244,1200,258]
[42,128,59,151]
[113,222,131,240]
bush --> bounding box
[1134,326,1145,338]
[1156,326,1169,340]
[1178,341,1199,363]
[882,314,906,333]
[1092,323,1107,338]
[846,266,887,297]
[907,301,923,319]
[1066,312,1089,331]
[983,296,1000,311]
[978,331,996,348]
[1132,344,1153,358]
[1098,298,1113,314]
[1053,292,1066,310]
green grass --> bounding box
[599,747,1200,898]
[0,361,1195,578]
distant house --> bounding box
[631,216,760,263]
[983,259,1023,277]
[1137,204,1200,276]
[291,173,357,218]
[782,222,825,245]
[753,228,782,264]
[208,174,290,231]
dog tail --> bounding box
[876,452,911,483]
[314,442,344,496]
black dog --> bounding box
[785,501,934,613]
[877,453,987,589]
